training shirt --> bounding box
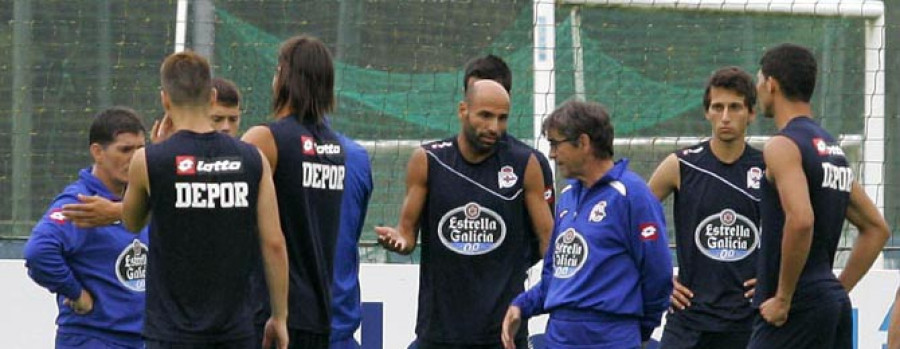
[254,116,345,335]
[417,136,534,344]
[512,159,673,342]
[143,131,262,342]
[330,133,373,342]
[755,116,853,309]
[668,141,763,331]
[25,167,148,348]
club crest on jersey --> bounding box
[747,166,762,189]
[116,239,147,292]
[694,208,759,262]
[47,208,67,224]
[639,223,659,241]
[553,228,589,279]
[589,201,607,223]
[498,165,518,189]
[437,202,507,256]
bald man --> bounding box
[376,80,552,349]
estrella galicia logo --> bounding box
[694,208,759,262]
[553,228,588,279]
[115,239,147,292]
[437,202,506,255]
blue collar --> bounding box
[568,158,631,191]
[78,167,120,201]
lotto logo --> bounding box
[639,223,659,241]
[176,156,196,175]
[48,208,67,224]
[302,136,316,155]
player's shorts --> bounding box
[145,336,256,349]
[410,337,527,349]
[659,316,750,349]
[544,310,641,349]
[748,293,852,349]
[329,336,360,349]
[56,333,142,349]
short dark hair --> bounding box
[273,35,335,124]
[703,66,757,112]
[759,43,817,103]
[463,54,512,93]
[160,51,212,107]
[542,99,614,160]
[89,107,146,147]
[212,77,241,108]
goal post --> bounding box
[536,0,886,211]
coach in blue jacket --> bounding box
[501,100,673,349]
[24,107,149,349]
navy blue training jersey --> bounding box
[144,131,262,342]
[669,141,763,331]
[253,116,345,335]
[417,137,533,345]
[755,117,852,308]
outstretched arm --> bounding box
[375,147,428,254]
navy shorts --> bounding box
[545,314,641,349]
[659,316,750,349]
[748,294,852,349]
[56,333,142,349]
[145,336,256,349]
[329,336,360,349]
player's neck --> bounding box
[773,99,813,131]
[168,107,215,133]
[456,134,495,163]
[709,137,746,164]
[91,165,125,197]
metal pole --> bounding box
[98,0,112,108]
[192,0,215,65]
[11,0,33,236]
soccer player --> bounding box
[24,107,148,349]
[463,54,555,259]
[890,285,900,349]
[329,132,373,349]
[748,43,889,348]
[241,34,346,349]
[648,66,762,349]
[376,79,553,348]
[121,51,289,348]
[501,100,672,349]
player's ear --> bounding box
[210,87,218,107]
[160,90,171,111]
[458,101,468,121]
[89,143,104,163]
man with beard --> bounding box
[376,79,553,348]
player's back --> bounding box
[756,116,852,307]
[261,116,345,334]
[143,130,263,341]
